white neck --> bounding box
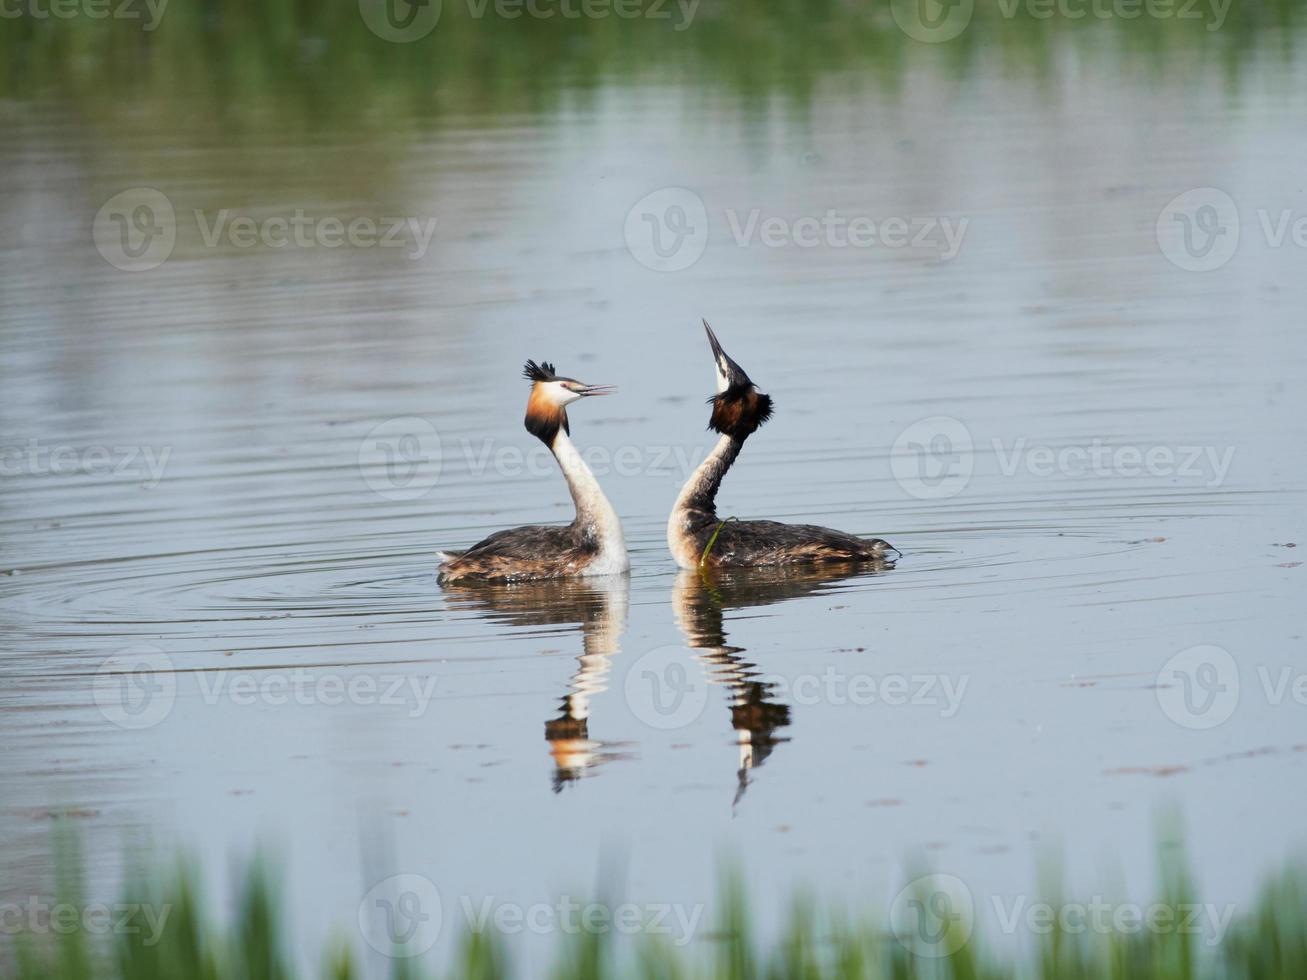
[672,433,736,514]
[667,433,740,568]
[552,429,628,574]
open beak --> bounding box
[576,383,616,397]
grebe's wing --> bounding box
[704,520,894,567]
[438,524,595,582]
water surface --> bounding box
[2,33,1306,972]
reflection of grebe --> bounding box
[668,322,898,570]
[442,576,631,791]
[438,361,628,583]
[672,563,891,808]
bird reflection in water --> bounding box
[441,575,633,792]
[671,561,893,809]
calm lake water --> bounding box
[2,28,1306,973]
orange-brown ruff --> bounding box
[667,321,897,570]
[438,360,628,583]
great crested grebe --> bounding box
[667,321,898,570]
[437,360,628,583]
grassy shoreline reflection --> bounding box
[3,0,1302,127]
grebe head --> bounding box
[523,359,614,443]
[701,320,773,440]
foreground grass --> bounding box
[7,832,1306,980]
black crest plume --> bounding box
[523,360,558,383]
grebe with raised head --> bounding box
[667,321,897,570]
[438,360,629,583]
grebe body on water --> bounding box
[438,360,628,583]
[667,322,897,570]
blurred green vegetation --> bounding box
[1,0,1302,129]
[7,825,1307,979]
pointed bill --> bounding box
[702,319,752,393]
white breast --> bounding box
[666,511,701,570]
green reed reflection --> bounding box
[2,0,1301,127]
